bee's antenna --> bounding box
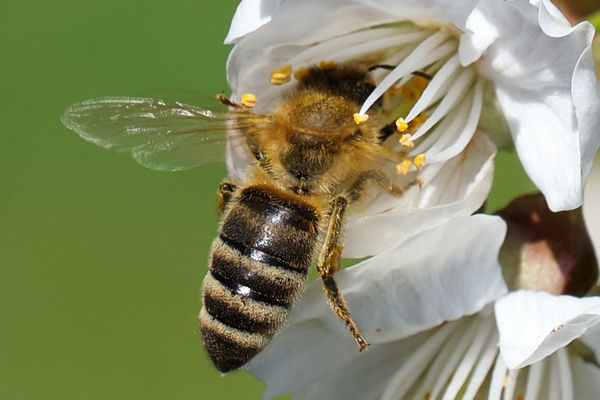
[368,65,432,81]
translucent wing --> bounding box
[61,95,264,171]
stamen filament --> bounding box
[404,54,461,123]
[556,348,574,400]
[328,30,430,61]
[411,67,476,141]
[441,317,494,400]
[359,30,455,115]
[523,359,545,399]
[549,355,561,400]
[488,354,508,400]
[287,26,427,67]
[412,321,466,399]
[381,322,459,400]
[418,78,483,163]
[429,318,478,399]
[503,368,520,400]
[462,331,500,400]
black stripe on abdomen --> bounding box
[220,185,319,272]
[209,269,290,308]
[218,233,298,273]
[202,275,283,336]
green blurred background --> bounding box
[1,1,562,400]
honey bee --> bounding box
[61,63,421,372]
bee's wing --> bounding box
[61,95,264,171]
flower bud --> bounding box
[498,193,598,296]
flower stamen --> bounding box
[399,133,414,148]
[353,113,369,125]
[396,118,409,133]
[241,93,257,108]
[414,153,426,170]
[270,64,293,85]
[359,30,455,116]
[396,160,412,175]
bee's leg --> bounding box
[348,169,422,201]
[216,180,237,215]
[316,196,369,351]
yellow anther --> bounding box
[396,118,408,132]
[241,93,257,108]
[270,64,293,85]
[293,67,310,80]
[353,113,369,125]
[319,60,335,70]
[408,113,428,132]
[399,133,414,148]
[414,153,426,170]
[396,160,412,175]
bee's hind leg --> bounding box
[216,180,237,215]
[316,196,369,351]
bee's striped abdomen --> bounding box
[200,185,319,372]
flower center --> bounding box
[266,22,484,170]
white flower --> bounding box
[245,221,600,399]
[245,214,509,399]
[224,0,600,212]
[493,290,600,400]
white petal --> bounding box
[343,132,496,258]
[254,329,431,400]
[495,290,600,369]
[224,0,281,44]
[580,321,600,361]
[535,0,571,35]
[432,0,479,30]
[226,0,478,104]
[583,163,600,276]
[227,0,477,49]
[495,83,581,211]
[470,0,595,211]
[535,0,591,39]
[248,214,507,398]
[458,4,499,66]
[225,134,254,182]
[573,45,600,191]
